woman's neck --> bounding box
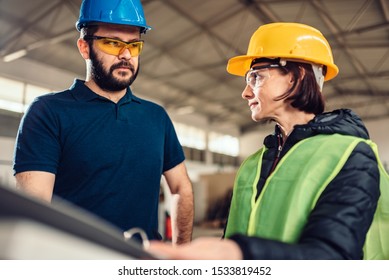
[276,111,315,138]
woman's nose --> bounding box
[242,85,254,100]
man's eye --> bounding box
[104,40,121,47]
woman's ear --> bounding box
[298,66,306,81]
[77,38,90,60]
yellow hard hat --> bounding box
[226,22,339,81]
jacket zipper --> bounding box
[269,133,283,174]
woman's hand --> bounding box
[148,237,243,260]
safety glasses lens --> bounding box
[95,39,143,56]
[245,68,271,89]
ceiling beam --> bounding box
[0,2,65,55]
[379,0,389,20]
[310,0,377,96]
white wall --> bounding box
[0,137,16,188]
[239,123,273,158]
[365,118,389,167]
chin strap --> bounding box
[311,64,325,91]
[279,58,325,91]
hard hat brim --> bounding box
[227,54,339,81]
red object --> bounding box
[165,212,172,241]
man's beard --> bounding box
[89,47,139,92]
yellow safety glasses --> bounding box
[84,36,144,57]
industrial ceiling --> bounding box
[1,0,388,133]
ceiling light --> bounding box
[175,106,195,115]
[3,49,28,63]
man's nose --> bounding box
[118,47,132,60]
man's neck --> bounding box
[84,80,126,103]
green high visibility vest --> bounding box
[225,134,389,259]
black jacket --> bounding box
[229,109,380,259]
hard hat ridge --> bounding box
[76,0,152,33]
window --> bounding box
[174,122,240,157]
[25,84,50,110]
[0,76,50,113]
[0,76,24,113]
[208,132,239,157]
[174,122,206,150]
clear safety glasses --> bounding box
[84,36,144,57]
[245,64,280,90]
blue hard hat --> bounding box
[76,0,152,33]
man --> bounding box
[13,0,193,245]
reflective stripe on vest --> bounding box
[225,134,389,259]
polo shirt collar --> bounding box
[69,79,141,104]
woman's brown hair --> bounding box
[251,58,325,115]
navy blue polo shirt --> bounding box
[14,79,185,239]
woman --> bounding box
[149,22,388,260]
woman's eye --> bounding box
[254,73,264,81]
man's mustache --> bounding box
[111,62,135,72]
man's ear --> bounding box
[77,38,90,60]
